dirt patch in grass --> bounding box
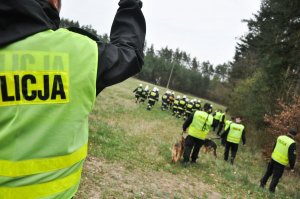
[76,156,222,199]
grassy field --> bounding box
[75,78,300,199]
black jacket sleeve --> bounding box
[242,130,246,145]
[96,0,146,95]
[183,112,195,131]
[288,143,297,169]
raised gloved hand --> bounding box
[119,0,143,9]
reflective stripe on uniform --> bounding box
[0,167,82,199]
[0,144,87,177]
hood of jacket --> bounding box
[0,0,60,47]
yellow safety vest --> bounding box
[0,28,97,198]
[188,111,213,140]
[227,123,245,144]
[272,135,295,166]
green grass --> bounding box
[75,78,299,199]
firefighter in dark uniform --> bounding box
[139,85,149,104]
[133,84,143,103]
[184,99,194,120]
[0,0,145,198]
[172,96,180,116]
[260,128,297,193]
[169,91,175,108]
[221,117,246,164]
[194,99,202,111]
[147,87,159,110]
[177,96,187,118]
[161,91,169,111]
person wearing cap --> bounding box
[161,90,170,111]
[194,99,202,111]
[147,87,159,110]
[133,84,143,103]
[221,116,246,164]
[260,128,297,193]
[139,85,149,103]
[182,103,216,164]
[0,0,145,198]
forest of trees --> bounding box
[228,0,300,128]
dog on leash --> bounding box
[203,139,217,158]
[171,133,187,163]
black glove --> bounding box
[119,0,143,9]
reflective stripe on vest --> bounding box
[188,111,213,140]
[272,135,295,166]
[0,144,87,177]
[227,123,244,144]
[0,29,97,198]
[0,167,82,199]
[150,91,156,97]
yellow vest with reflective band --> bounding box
[271,135,295,166]
[214,111,222,121]
[188,111,213,140]
[227,123,245,144]
[0,29,97,199]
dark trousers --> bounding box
[183,135,204,162]
[260,160,285,192]
[216,123,224,136]
[213,120,220,131]
[224,142,239,164]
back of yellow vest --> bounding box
[0,29,97,198]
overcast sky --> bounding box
[60,0,262,66]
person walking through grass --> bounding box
[260,128,297,193]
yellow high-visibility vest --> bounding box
[272,135,295,166]
[189,111,213,140]
[227,123,245,144]
[0,28,97,198]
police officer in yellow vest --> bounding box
[0,0,145,198]
[260,128,297,193]
[182,103,215,164]
[221,116,246,164]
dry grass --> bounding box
[75,78,300,199]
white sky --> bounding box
[60,0,261,66]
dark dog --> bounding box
[203,139,217,158]
[171,134,186,163]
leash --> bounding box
[208,137,221,140]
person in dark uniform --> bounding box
[260,128,297,193]
[182,103,216,165]
[172,95,180,116]
[139,85,149,104]
[0,0,146,198]
[133,84,143,103]
[184,99,194,120]
[147,87,159,110]
[161,91,170,111]
[221,117,246,164]
[177,96,187,118]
